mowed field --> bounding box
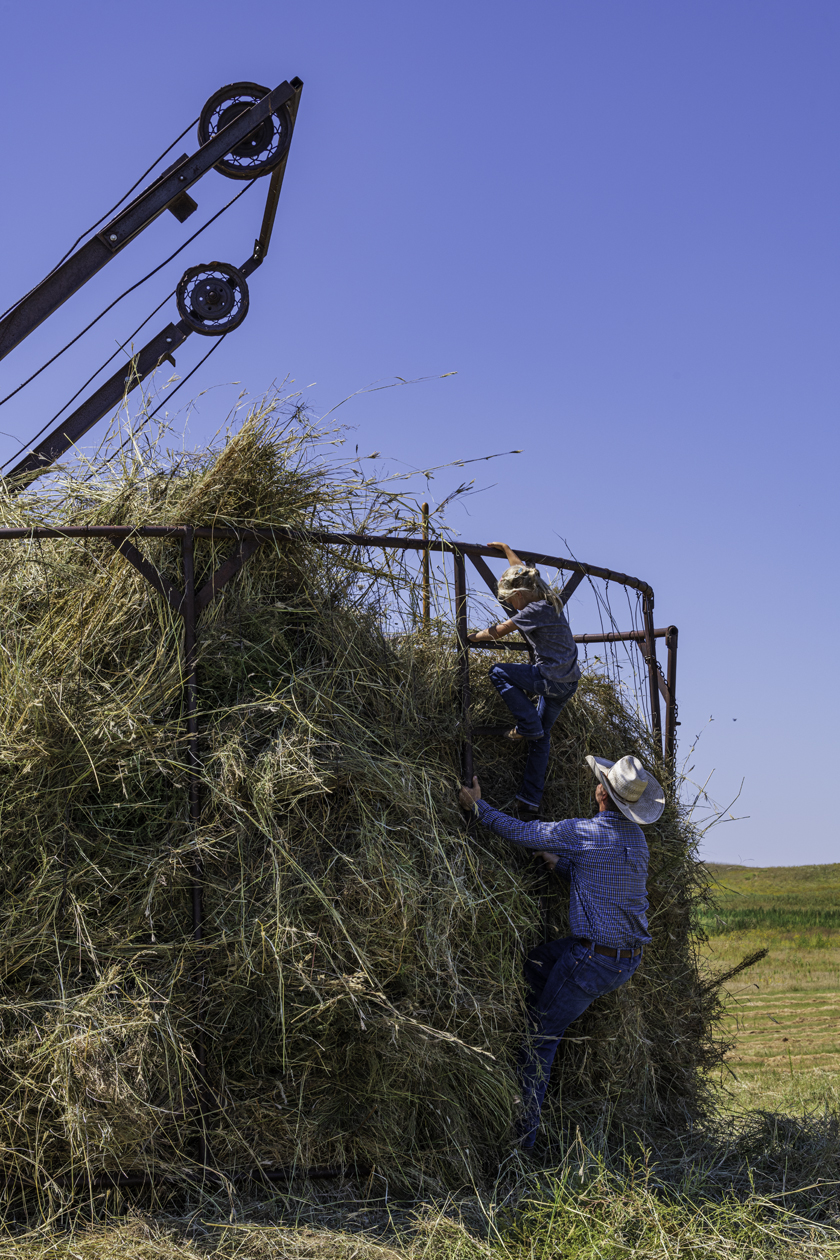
[699,862,840,1114]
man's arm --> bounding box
[457,777,575,871]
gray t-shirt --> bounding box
[511,599,580,685]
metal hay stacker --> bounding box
[0,80,679,1196]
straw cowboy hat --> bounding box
[585,754,664,825]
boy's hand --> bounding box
[534,850,559,870]
[458,775,481,810]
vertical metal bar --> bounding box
[182,527,209,1170]
[421,502,430,629]
[541,881,551,944]
[664,625,679,764]
[453,550,474,785]
[641,595,663,755]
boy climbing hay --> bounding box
[468,541,580,815]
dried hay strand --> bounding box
[0,398,725,1203]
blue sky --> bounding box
[0,0,837,864]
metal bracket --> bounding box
[111,537,184,615]
[558,568,585,605]
[195,535,264,611]
[239,80,303,277]
[109,532,265,620]
[467,552,499,597]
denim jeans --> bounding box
[488,662,577,807]
[517,936,641,1149]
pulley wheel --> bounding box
[198,82,292,180]
[176,262,249,336]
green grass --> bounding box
[701,862,840,1115]
[699,863,840,936]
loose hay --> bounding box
[0,401,725,1202]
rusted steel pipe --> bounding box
[664,625,679,763]
[575,627,670,644]
[453,551,474,786]
[182,528,209,1171]
[641,596,663,754]
[182,529,202,941]
[0,526,653,598]
[469,627,674,649]
[421,502,430,628]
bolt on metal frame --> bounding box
[0,522,678,1191]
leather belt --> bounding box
[582,939,641,960]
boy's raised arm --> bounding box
[488,541,523,567]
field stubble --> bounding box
[701,863,840,1116]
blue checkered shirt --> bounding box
[474,800,651,948]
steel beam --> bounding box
[640,596,663,753]
[4,322,193,484]
[664,625,679,763]
[239,80,303,277]
[558,569,585,605]
[467,551,499,597]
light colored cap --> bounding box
[585,754,665,825]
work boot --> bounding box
[513,800,541,822]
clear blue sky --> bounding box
[0,1,837,864]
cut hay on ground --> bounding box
[0,400,724,1206]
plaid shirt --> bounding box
[474,800,651,948]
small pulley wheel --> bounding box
[176,262,249,336]
[198,82,292,180]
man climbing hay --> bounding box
[458,753,664,1151]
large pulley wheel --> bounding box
[198,82,292,180]
[176,262,249,336]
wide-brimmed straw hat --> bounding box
[585,754,664,825]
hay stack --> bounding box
[0,403,723,1199]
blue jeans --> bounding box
[517,936,641,1148]
[488,662,577,807]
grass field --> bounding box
[701,862,840,1115]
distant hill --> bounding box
[698,863,840,934]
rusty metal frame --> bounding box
[0,522,677,1191]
